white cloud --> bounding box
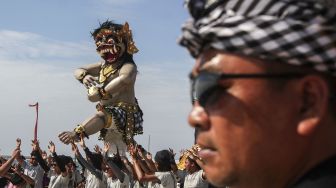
[0,30,194,156]
[0,30,96,64]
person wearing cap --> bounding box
[180,0,336,187]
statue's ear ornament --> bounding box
[122,22,139,55]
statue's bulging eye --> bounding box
[107,38,115,44]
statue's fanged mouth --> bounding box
[97,45,120,63]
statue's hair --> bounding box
[91,20,123,38]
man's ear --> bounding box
[297,75,329,136]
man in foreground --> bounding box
[179,0,336,187]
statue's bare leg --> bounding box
[59,111,107,144]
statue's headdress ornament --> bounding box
[93,21,139,55]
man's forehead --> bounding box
[195,52,270,75]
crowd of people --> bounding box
[0,137,209,188]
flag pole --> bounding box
[29,102,39,141]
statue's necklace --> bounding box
[99,63,121,84]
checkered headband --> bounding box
[179,0,336,75]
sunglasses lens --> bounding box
[192,72,219,106]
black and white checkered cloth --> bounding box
[105,106,144,135]
[180,0,336,75]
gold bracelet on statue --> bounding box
[99,88,110,100]
[74,124,89,139]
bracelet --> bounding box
[74,124,89,139]
[99,88,110,99]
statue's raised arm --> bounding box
[59,21,143,156]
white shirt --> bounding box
[68,169,84,188]
[85,169,106,188]
[106,172,130,188]
[22,160,45,188]
[48,174,70,188]
[149,171,176,188]
[184,170,208,188]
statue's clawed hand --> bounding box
[58,131,77,145]
[83,75,98,89]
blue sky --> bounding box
[0,0,195,157]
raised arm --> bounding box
[0,138,21,176]
[14,138,24,166]
[78,135,95,165]
[48,141,67,177]
[32,140,50,172]
[168,148,178,173]
[137,145,156,173]
[129,145,159,183]
[0,143,20,176]
[103,143,125,182]
[71,142,103,180]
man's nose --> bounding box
[188,101,210,131]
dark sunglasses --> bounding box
[190,71,306,107]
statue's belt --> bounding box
[96,102,140,144]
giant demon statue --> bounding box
[59,21,143,156]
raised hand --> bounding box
[31,140,40,151]
[11,148,20,158]
[136,145,145,159]
[48,141,56,153]
[16,138,21,149]
[78,134,86,148]
[94,145,102,154]
[169,147,176,158]
[103,143,110,154]
[146,152,153,160]
[41,151,48,160]
[70,142,79,155]
[127,144,137,159]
